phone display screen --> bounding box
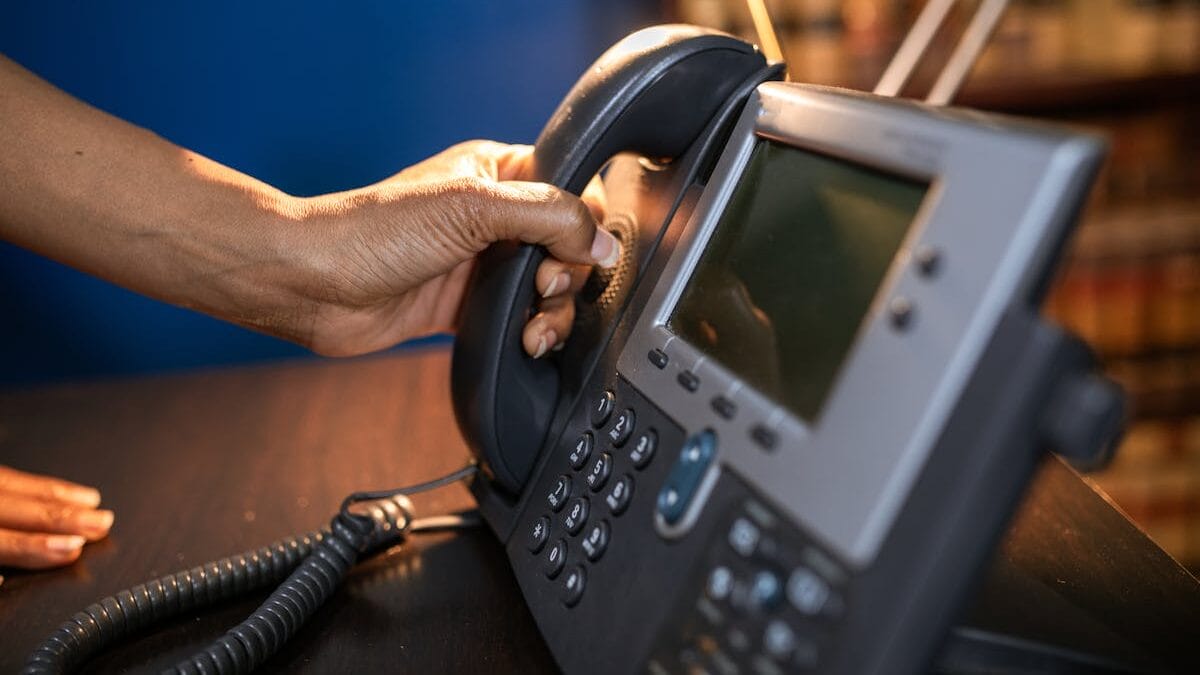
[667,140,929,423]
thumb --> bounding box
[464,179,620,269]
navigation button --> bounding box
[562,565,587,607]
[604,474,633,516]
[546,475,572,512]
[585,452,613,492]
[656,431,717,527]
[527,516,550,554]
[581,520,610,562]
[590,390,616,428]
[569,432,594,470]
[543,538,567,578]
[629,429,657,469]
[608,409,636,447]
[563,497,589,535]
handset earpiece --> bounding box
[451,25,768,494]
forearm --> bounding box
[0,54,312,334]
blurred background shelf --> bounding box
[671,0,1200,572]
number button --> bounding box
[629,429,657,469]
[527,516,550,554]
[581,520,610,562]
[543,539,567,579]
[546,475,571,512]
[569,432,594,470]
[562,497,589,535]
[607,408,636,447]
[605,475,633,516]
[585,452,613,492]
[562,565,587,607]
[590,390,615,428]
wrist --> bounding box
[177,192,328,346]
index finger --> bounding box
[0,465,101,508]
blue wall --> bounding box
[0,1,657,384]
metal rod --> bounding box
[874,0,958,97]
[745,0,786,74]
[926,0,1012,105]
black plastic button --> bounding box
[728,517,760,557]
[677,370,700,392]
[569,432,594,470]
[543,538,567,579]
[629,429,657,469]
[707,566,734,601]
[585,452,613,492]
[562,565,587,607]
[607,408,636,447]
[750,425,778,451]
[787,566,832,616]
[581,520,610,562]
[648,348,669,369]
[604,474,633,516]
[711,396,737,419]
[590,390,616,428]
[546,475,571,512]
[763,620,798,661]
[563,496,589,535]
[527,516,550,554]
[750,570,784,611]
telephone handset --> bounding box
[450,25,771,494]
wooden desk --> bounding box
[1,347,1198,673]
[0,348,556,673]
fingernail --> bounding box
[46,534,86,553]
[552,341,566,352]
[55,485,101,508]
[532,335,549,359]
[79,509,115,536]
[542,272,570,298]
[591,229,621,269]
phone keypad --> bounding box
[524,385,660,608]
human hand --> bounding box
[0,57,613,360]
[0,465,113,570]
[260,140,614,359]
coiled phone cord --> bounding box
[22,464,480,675]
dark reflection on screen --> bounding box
[668,140,929,423]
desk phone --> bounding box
[452,24,1123,675]
[23,22,1126,675]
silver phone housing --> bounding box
[617,81,1101,567]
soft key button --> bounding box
[656,430,717,527]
